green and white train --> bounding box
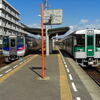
[62,29,100,67]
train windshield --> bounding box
[11,39,16,47]
[75,34,85,47]
[17,36,24,45]
[3,36,9,48]
[96,34,100,47]
[87,36,93,45]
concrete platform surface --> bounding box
[0,52,72,100]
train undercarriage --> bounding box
[76,58,100,67]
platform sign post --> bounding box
[41,3,45,79]
[44,9,63,56]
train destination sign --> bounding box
[44,9,63,25]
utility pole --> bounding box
[41,4,45,78]
[44,0,48,9]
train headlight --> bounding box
[75,47,85,52]
[88,49,92,51]
[79,49,83,52]
[96,48,100,52]
[77,49,83,52]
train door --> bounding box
[9,36,17,56]
[87,35,94,56]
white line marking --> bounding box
[66,68,70,73]
[5,69,12,74]
[13,65,18,69]
[65,65,68,68]
[76,97,81,100]
[19,62,23,65]
[71,82,78,92]
[64,62,66,65]
[0,74,3,77]
[69,74,73,80]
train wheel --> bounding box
[5,58,10,63]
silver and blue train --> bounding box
[2,35,41,62]
[61,29,100,67]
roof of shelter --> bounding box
[24,26,70,38]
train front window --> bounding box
[96,34,100,47]
[87,36,93,45]
[17,37,24,45]
[76,34,85,47]
[11,39,15,47]
[3,36,9,48]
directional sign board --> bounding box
[44,9,63,25]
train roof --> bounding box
[63,28,100,40]
[75,29,100,34]
[66,29,100,36]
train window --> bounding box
[76,35,85,46]
[17,37,24,45]
[3,36,9,48]
[11,39,15,47]
[74,39,77,46]
[96,35,100,47]
[33,40,37,47]
[87,36,93,45]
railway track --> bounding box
[0,55,7,68]
[0,49,6,68]
[83,67,100,86]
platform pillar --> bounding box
[46,26,49,56]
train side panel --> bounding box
[64,36,74,56]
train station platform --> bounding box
[0,51,72,100]
[0,49,100,100]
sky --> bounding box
[7,0,100,29]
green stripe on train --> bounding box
[86,35,94,56]
[74,47,85,52]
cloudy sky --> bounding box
[7,0,100,29]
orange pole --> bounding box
[41,3,45,78]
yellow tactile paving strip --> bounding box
[0,55,38,83]
[58,54,73,100]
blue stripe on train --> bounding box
[3,45,24,51]
[3,47,9,51]
[17,45,24,50]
